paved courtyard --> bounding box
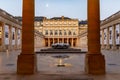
[0,48,120,80]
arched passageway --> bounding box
[17,0,105,74]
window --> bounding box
[73,32,76,35]
[73,30,76,35]
[45,30,48,35]
[59,30,62,35]
[104,33,106,40]
[68,30,72,35]
[116,31,119,39]
[64,30,67,35]
[109,30,112,39]
[50,30,53,35]
[55,30,58,35]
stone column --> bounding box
[48,38,51,47]
[9,25,12,51]
[58,38,60,43]
[0,22,5,51]
[43,38,45,47]
[18,29,22,49]
[76,38,79,47]
[67,38,69,44]
[71,38,73,47]
[0,23,2,51]
[85,0,105,74]
[101,29,104,49]
[15,27,18,50]
[17,0,36,74]
[62,38,64,43]
[106,27,110,49]
[112,25,117,50]
[119,24,120,50]
[53,38,55,44]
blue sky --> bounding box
[0,0,120,20]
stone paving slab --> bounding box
[0,49,120,80]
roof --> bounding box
[79,21,87,25]
[50,16,71,20]
[0,8,14,18]
[0,8,21,25]
[35,16,46,21]
[14,17,22,21]
[14,16,46,22]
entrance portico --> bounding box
[44,38,77,47]
[17,0,105,74]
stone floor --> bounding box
[0,48,120,80]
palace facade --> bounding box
[14,11,120,50]
[0,8,120,51]
[19,16,83,47]
[42,16,79,47]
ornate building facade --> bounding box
[1,8,119,51]
[16,16,84,48]
[42,16,79,47]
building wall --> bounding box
[0,9,22,52]
[79,11,120,50]
[100,11,120,50]
[1,8,120,50]
[35,16,80,47]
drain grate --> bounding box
[3,77,11,80]
[6,64,14,66]
[57,78,94,80]
[107,63,117,66]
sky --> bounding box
[0,0,120,20]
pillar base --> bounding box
[17,54,37,74]
[112,45,117,50]
[0,46,7,52]
[85,54,105,74]
[101,45,105,49]
[106,45,110,50]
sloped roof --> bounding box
[50,17,71,20]
[14,16,46,22]
[79,21,87,25]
